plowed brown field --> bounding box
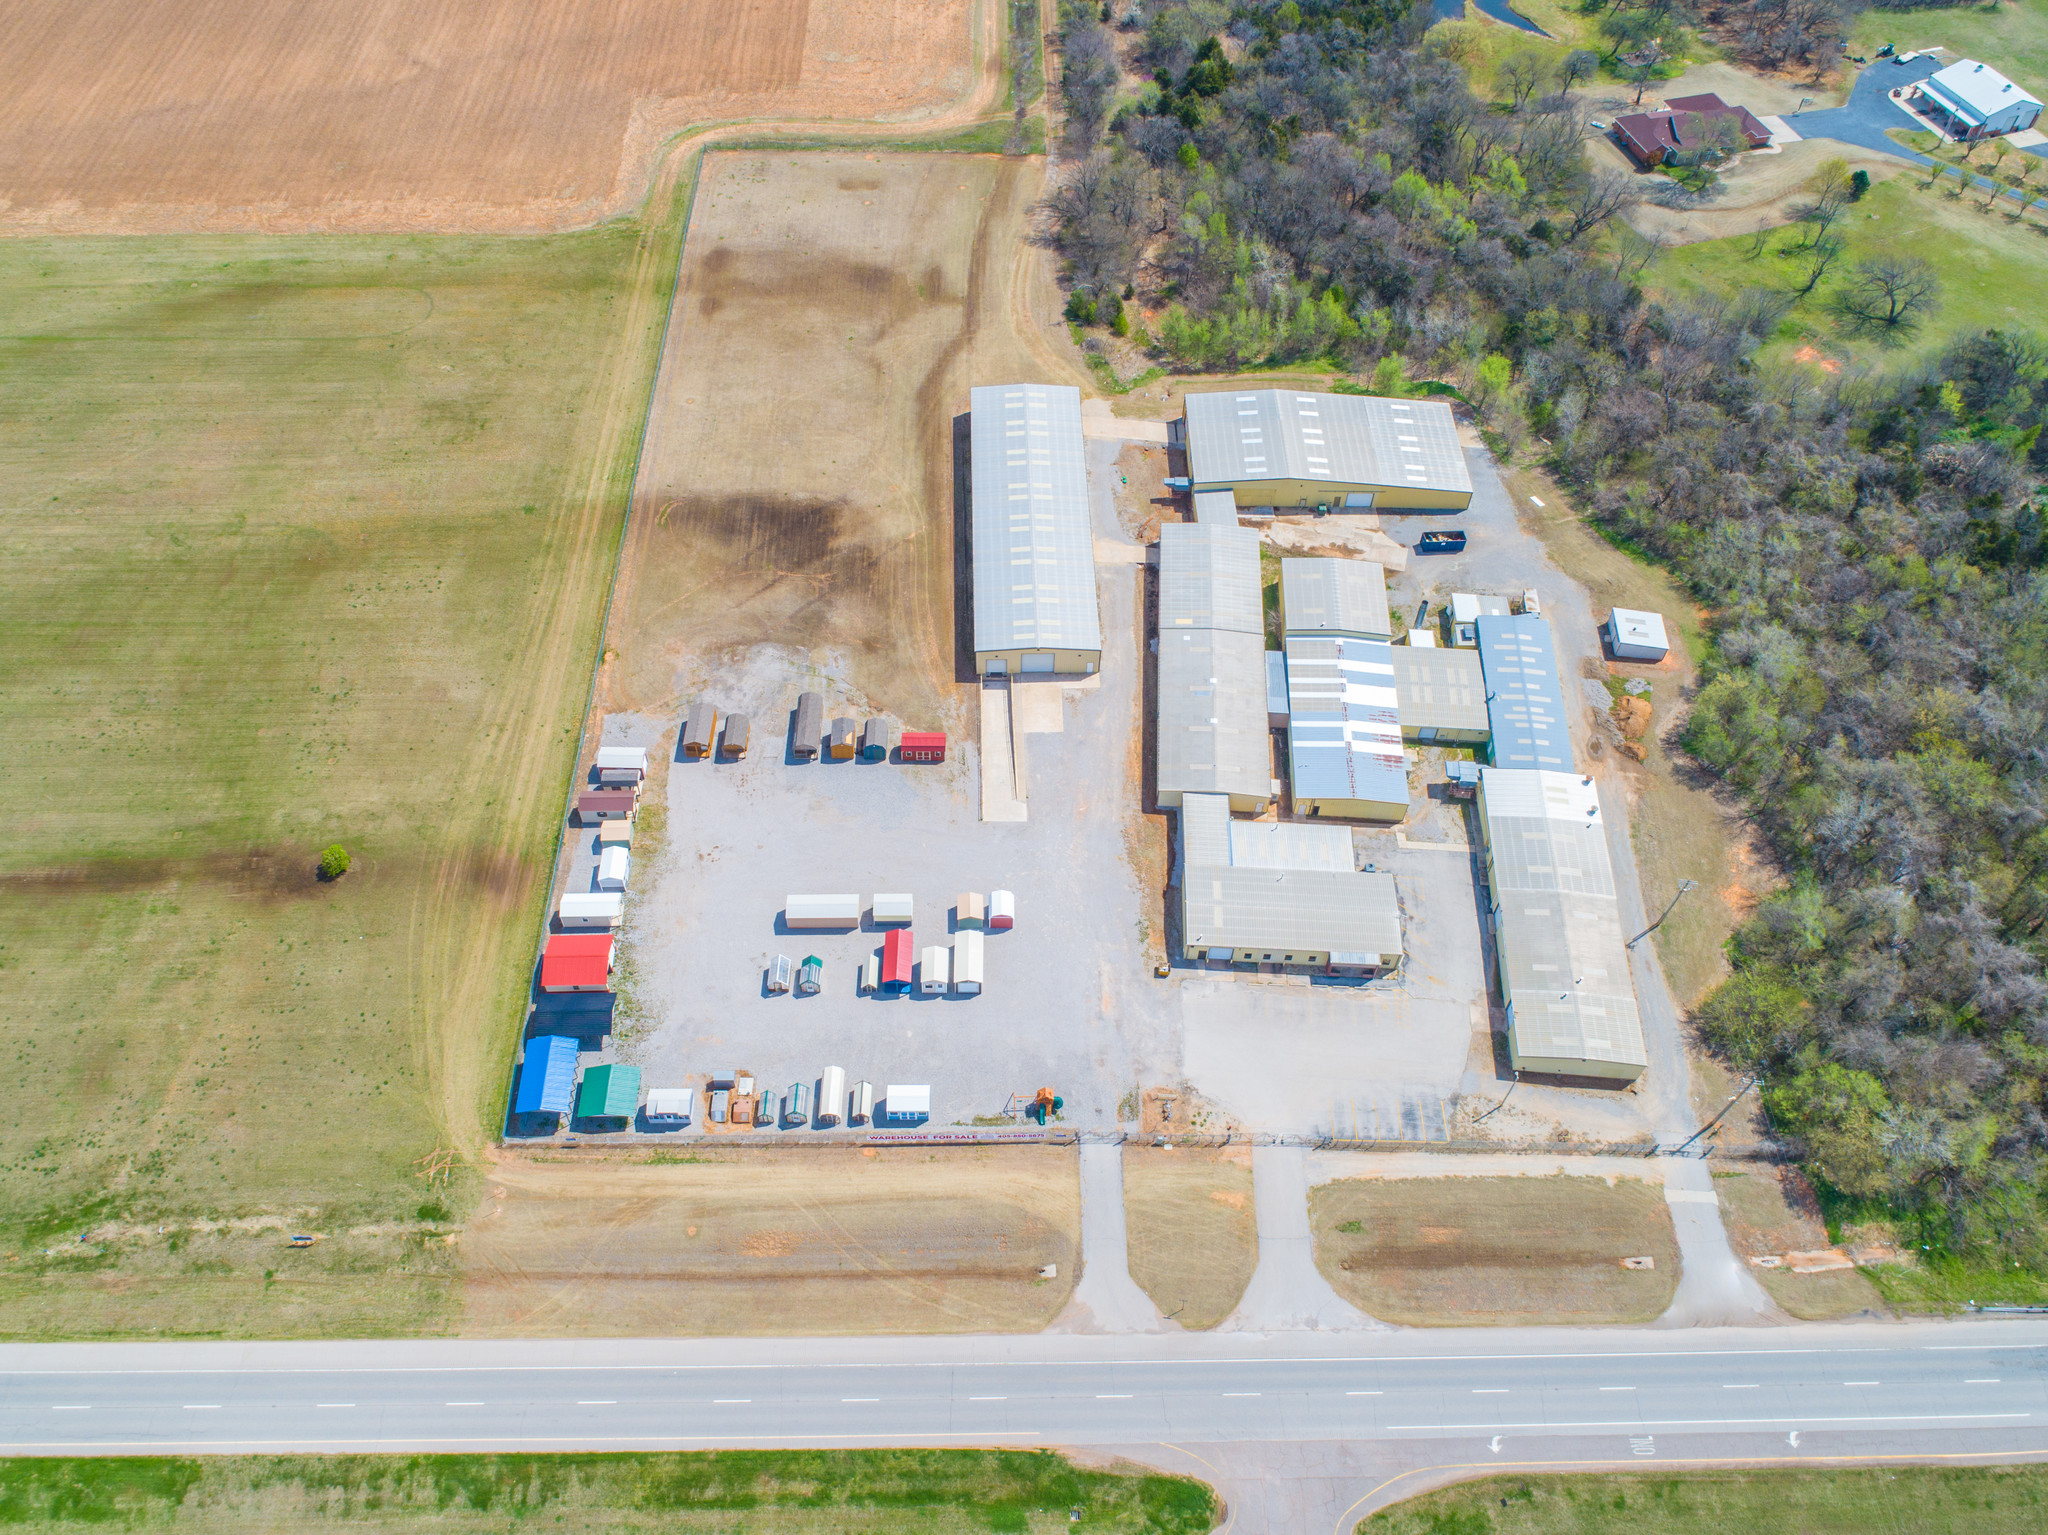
[0,0,973,234]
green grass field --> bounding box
[0,203,681,1336]
[1650,174,2048,374]
[1366,1466,2048,1534]
[0,1451,1216,1534]
[1851,1,2048,100]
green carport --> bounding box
[576,1062,642,1122]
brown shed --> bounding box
[720,712,750,758]
[683,698,719,758]
[576,789,637,823]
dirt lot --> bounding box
[1309,1175,1680,1326]
[0,0,977,234]
[463,1146,1079,1335]
[606,149,1081,729]
[1121,1146,1257,1329]
[1712,1165,1890,1321]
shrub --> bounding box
[1849,168,1870,200]
[317,844,351,881]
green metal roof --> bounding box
[576,1062,641,1120]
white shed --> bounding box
[872,893,914,924]
[989,889,1015,930]
[595,745,649,783]
[598,846,630,891]
[952,929,984,995]
[1609,607,1671,662]
[785,893,861,929]
[919,945,950,994]
[859,954,881,993]
[644,1087,694,1124]
[817,1065,848,1126]
[850,1080,875,1124]
[558,892,623,929]
[884,1084,932,1121]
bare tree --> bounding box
[1561,171,1642,244]
[1558,48,1601,92]
[1743,219,1772,259]
[1836,255,1942,329]
[1793,233,1844,296]
[1057,3,1120,151]
[1498,50,1548,112]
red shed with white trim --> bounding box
[900,731,947,763]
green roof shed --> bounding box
[576,1062,642,1120]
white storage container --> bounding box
[871,893,914,924]
[785,893,861,929]
[595,745,649,782]
[952,929,984,995]
[767,953,794,993]
[817,1065,848,1126]
[859,955,881,994]
[988,889,1015,930]
[850,1080,875,1125]
[918,945,949,994]
[598,846,630,891]
[644,1087,694,1124]
[884,1084,931,1122]
[558,893,623,929]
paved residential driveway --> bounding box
[1791,55,2048,172]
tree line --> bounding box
[1046,0,2048,1266]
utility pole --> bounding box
[1475,1071,1522,1123]
[1628,878,1696,948]
[1669,1076,1760,1157]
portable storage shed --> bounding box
[708,1088,728,1123]
[797,954,823,995]
[558,892,623,929]
[955,892,986,930]
[575,1062,640,1121]
[817,1065,848,1126]
[784,1081,809,1125]
[850,1080,875,1125]
[598,846,630,891]
[785,893,861,929]
[860,718,891,761]
[730,1090,753,1127]
[720,712,750,758]
[539,933,613,993]
[793,692,824,757]
[683,699,718,758]
[1609,607,1670,662]
[872,893,914,925]
[596,819,633,848]
[989,890,1015,930]
[859,954,881,993]
[767,953,794,993]
[884,1085,932,1123]
[919,945,950,994]
[513,1035,578,1115]
[829,717,858,759]
[595,745,649,784]
[644,1087,694,1124]
[880,928,914,992]
[900,731,947,763]
[953,928,985,995]
[576,789,636,823]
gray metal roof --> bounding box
[1178,793,1402,962]
[1156,626,1272,804]
[1478,768,1646,1073]
[1392,645,1490,735]
[1265,649,1289,719]
[1160,523,1264,636]
[1192,489,1239,524]
[1284,636,1408,810]
[1280,557,1391,639]
[970,383,1103,656]
[1476,615,1574,771]
[1183,390,1471,496]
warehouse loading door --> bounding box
[1021,653,1055,672]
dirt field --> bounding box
[462,1147,1079,1335]
[1310,1175,1680,1326]
[0,207,681,1336]
[0,0,982,234]
[1121,1146,1257,1329]
[1712,1165,1890,1321]
[604,149,1083,729]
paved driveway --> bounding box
[1791,55,2048,174]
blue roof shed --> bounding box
[514,1034,579,1115]
[1476,615,1574,772]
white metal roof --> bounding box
[1280,557,1391,639]
[1192,489,1240,523]
[1477,615,1574,772]
[1183,390,1471,497]
[970,383,1103,656]
[1160,523,1265,635]
[595,746,648,771]
[1610,607,1670,652]
[1156,624,1273,804]
[886,1084,932,1113]
[1925,59,2042,121]
[1284,635,1407,809]
[1177,793,1402,961]
[645,1088,694,1116]
[1477,768,1646,1074]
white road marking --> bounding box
[1346,1391,1382,1397]
[969,1397,1006,1402]
[1095,1394,1132,1400]
[841,1398,880,1403]
[51,1406,90,1412]
[1844,1381,1879,1387]
[182,1405,220,1411]
[316,1404,354,1409]
[1473,1389,1508,1394]
[1599,1387,1634,1392]
[1390,1412,2028,1431]
[576,1401,616,1406]
[1222,1392,1260,1398]
[445,1402,484,1407]
[1967,1379,2001,1384]
[1723,1384,1760,1389]
[712,1399,750,1405]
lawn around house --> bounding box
[0,205,682,1336]
[1650,174,2048,374]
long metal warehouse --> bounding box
[1476,767,1646,1081]
[1283,635,1408,821]
[1183,390,1473,512]
[1155,522,1272,812]
[1476,615,1574,771]
[970,382,1102,676]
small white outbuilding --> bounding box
[1609,607,1671,662]
[598,846,630,891]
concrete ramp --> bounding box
[978,680,1026,822]
[1220,1145,1384,1332]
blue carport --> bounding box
[514,1034,579,1115]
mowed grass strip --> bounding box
[0,211,680,1336]
[1121,1146,1257,1330]
[1650,176,2048,374]
[1311,1176,1679,1326]
[0,1450,1217,1534]
[1365,1466,2048,1534]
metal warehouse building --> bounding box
[1279,557,1391,640]
[1183,390,1473,512]
[1391,645,1490,744]
[1177,792,1402,970]
[1284,635,1408,821]
[1476,767,1646,1082]
[1155,523,1272,812]
[1476,614,1573,771]
[970,383,1102,676]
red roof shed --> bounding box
[881,927,915,991]
[900,731,947,763]
[540,932,615,992]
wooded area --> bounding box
[1048,0,2048,1267]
